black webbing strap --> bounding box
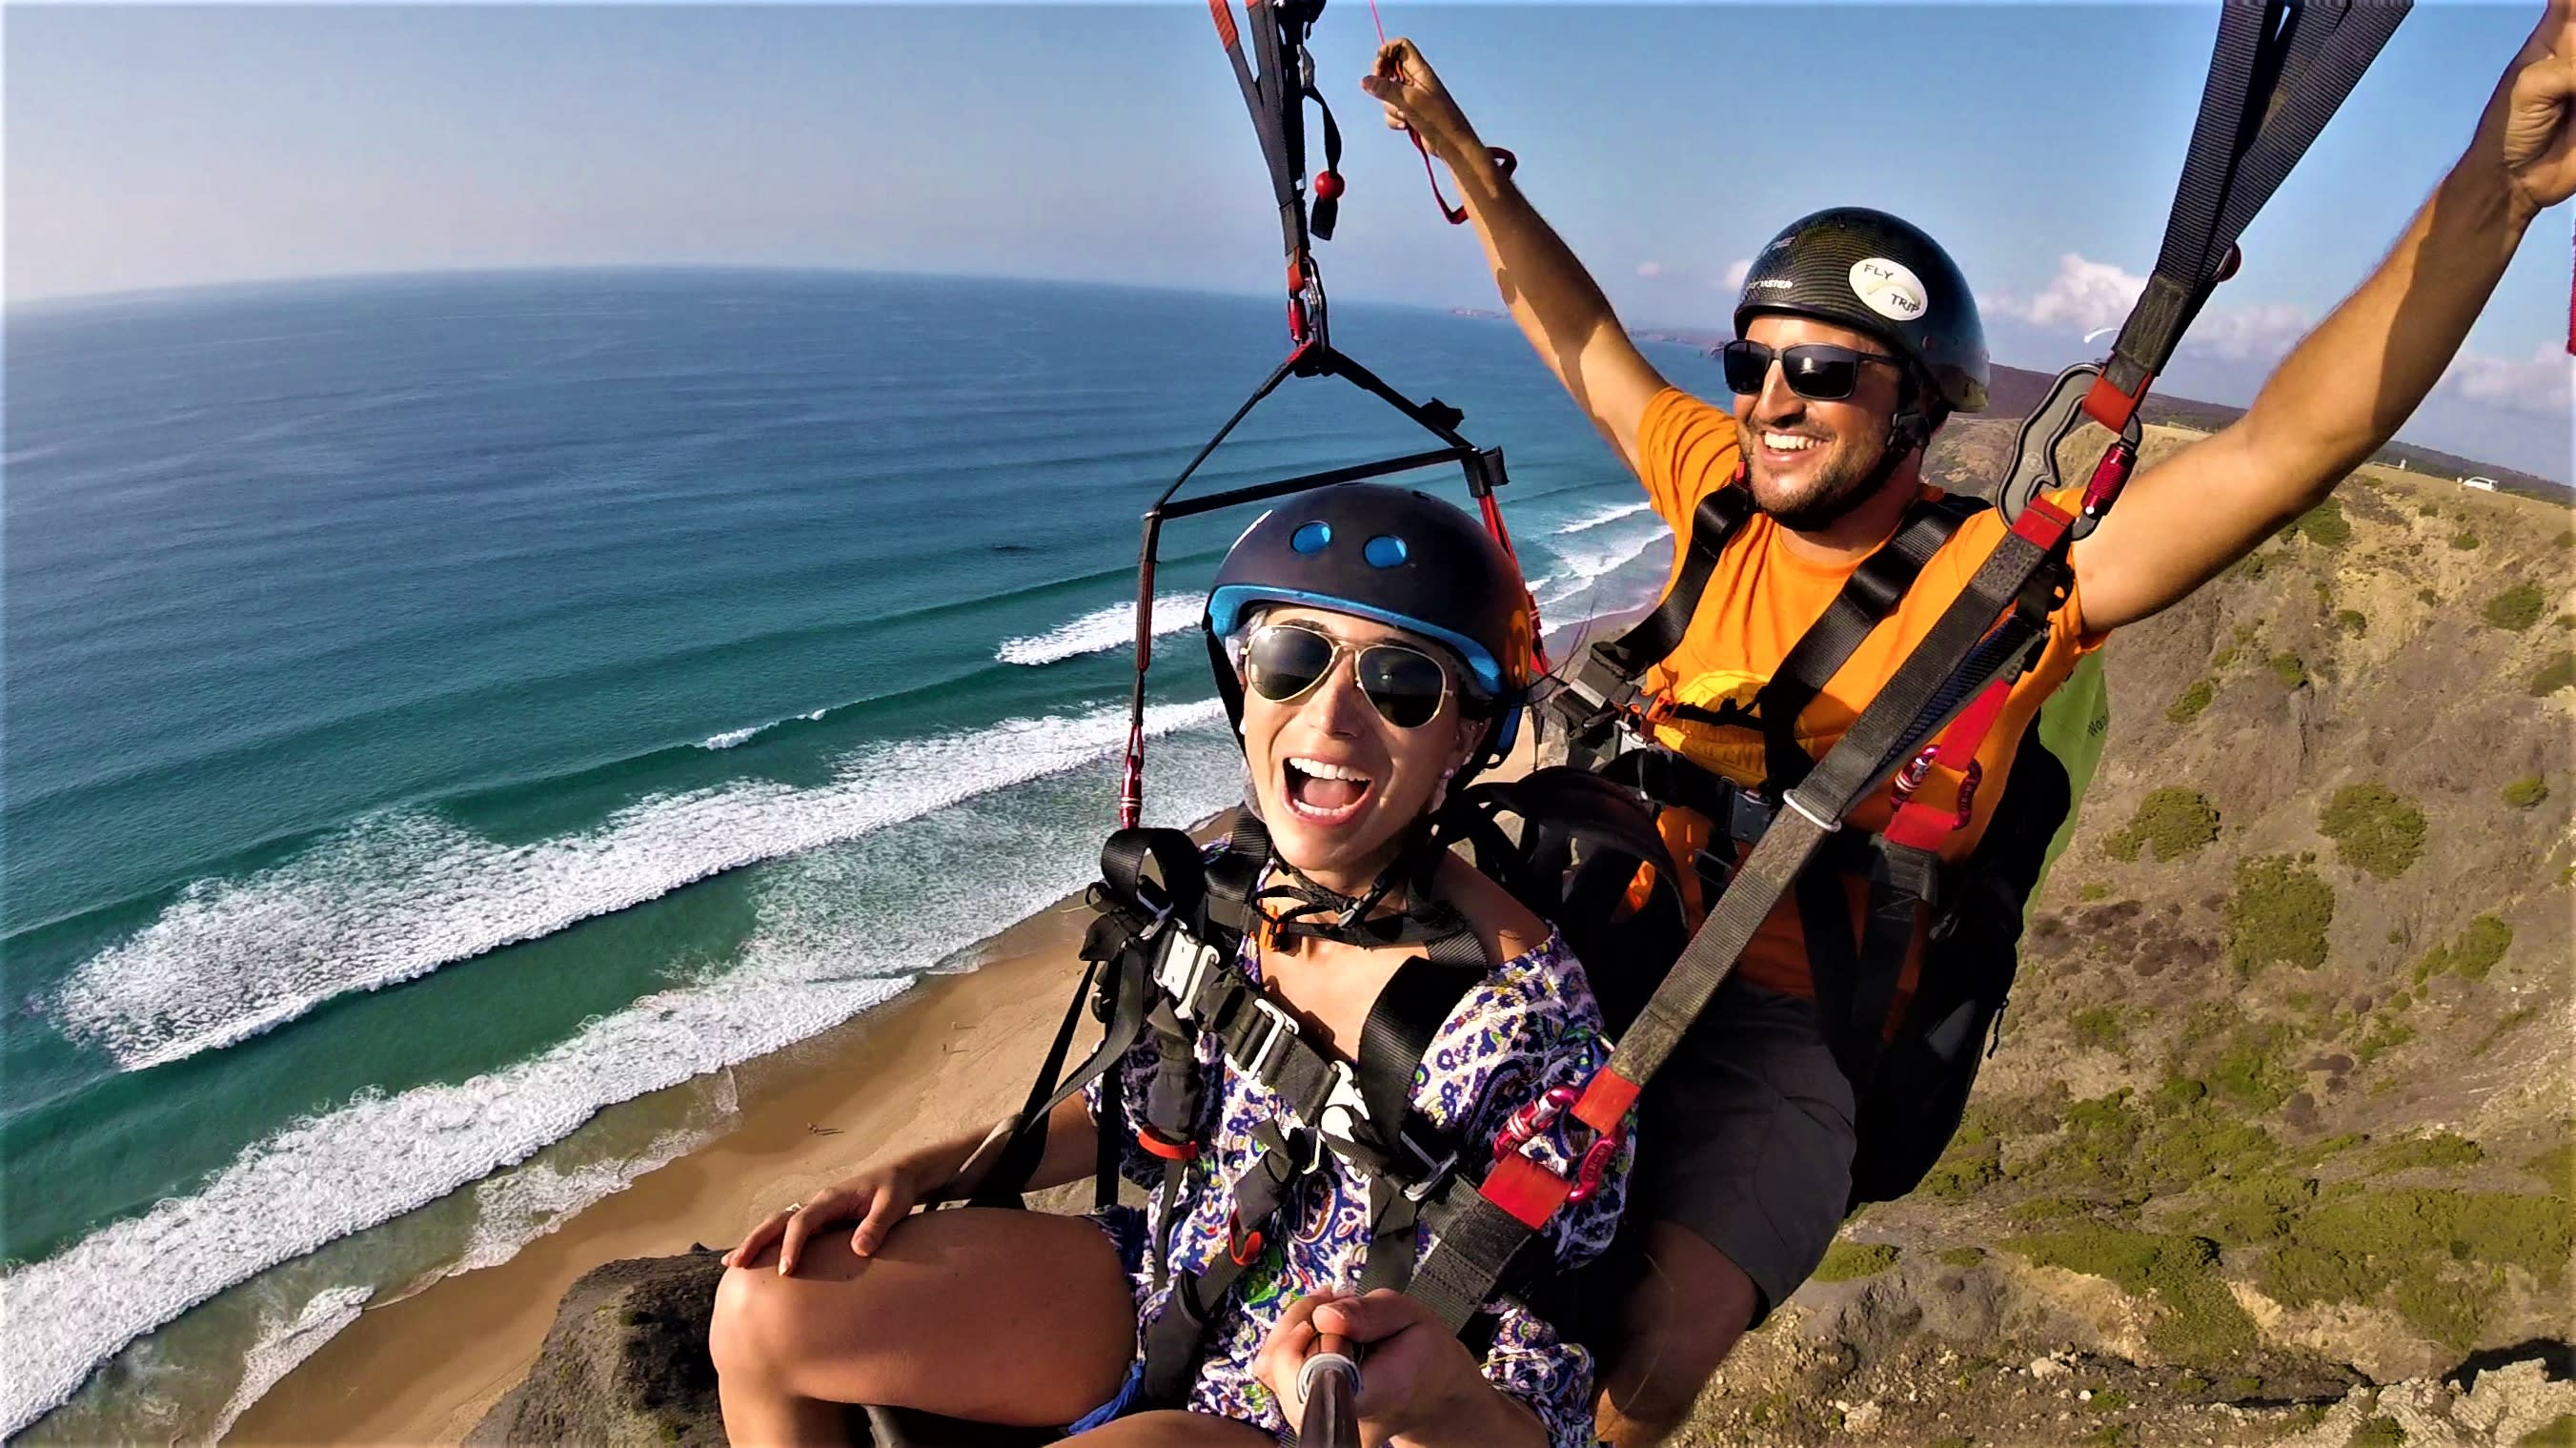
[1212,0,1315,280]
[1798,837,1945,1082]
[1139,1123,1307,1405]
[955,826,1215,1209]
[1746,496,1978,791]
[1595,481,1755,677]
[2094,0,2406,421]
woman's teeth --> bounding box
[1284,756,1374,822]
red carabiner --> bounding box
[1490,1085,1576,1163]
[1567,1129,1623,1204]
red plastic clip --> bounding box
[1137,1127,1198,1162]
[1226,1210,1266,1266]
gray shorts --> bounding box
[1630,978,1856,1324]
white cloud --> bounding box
[2441,343,2574,417]
[1635,260,1664,279]
[1988,252,2310,366]
[1721,258,1753,291]
[2183,303,2315,362]
[1988,253,2147,334]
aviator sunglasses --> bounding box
[1241,621,1467,730]
[1717,339,1905,402]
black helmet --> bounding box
[1734,206,1990,417]
[1203,482,1535,768]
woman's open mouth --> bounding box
[1284,755,1375,825]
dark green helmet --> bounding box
[1734,206,1990,417]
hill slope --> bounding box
[1679,438,2576,1445]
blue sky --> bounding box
[9,3,2570,476]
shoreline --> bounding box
[230,888,1108,1443]
[229,607,1648,1445]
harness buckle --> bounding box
[1154,929,1224,1023]
[1399,1135,1459,1201]
[1311,1059,1368,1148]
[1235,993,1301,1083]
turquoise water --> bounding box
[1,270,1689,1438]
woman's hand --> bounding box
[1254,1289,1544,1448]
[721,1156,931,1276]
[1361,38,1484,168]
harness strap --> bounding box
[1747,495,1978,792]
[1597,480,1755,679]
[2077,0,2408,441]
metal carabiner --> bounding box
[1994,362,2145,541]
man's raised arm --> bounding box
[1365,39,1673,474]
[2074,0,2573,634]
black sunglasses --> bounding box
[1241,621,1462,730]
[1717,339,1905,401]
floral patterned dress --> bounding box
[1083,923,1633,1448]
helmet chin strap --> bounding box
[1255,817,1468,949]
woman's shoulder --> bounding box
[1428,857,1604,1040]
[1431,852,1552,969]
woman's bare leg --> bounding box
[1066,1409,1277,1446]
[710,1207,1137,1446]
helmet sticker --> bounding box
[1850,257,1929,322]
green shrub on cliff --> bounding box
[2319,783,2426,879]
[2295,498,2352,548]
[2503,776,2549,808]
[2002,1229,2258,1361]
[2534,651,2576,695]
[2166,678,2217,724]
[1811,1241,1900,1282]
[2485,583,2547,632]
[2416,915,2515,986]
[2104,788,2221,863]
[2226,856,2335,973]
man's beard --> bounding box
[1754,425,1898,532]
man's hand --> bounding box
[2487,0,2576,219]
[1362,38,1483,167]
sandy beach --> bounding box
[229,886,1105,1444]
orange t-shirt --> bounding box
[1627,386,2107,1004]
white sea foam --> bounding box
[51,698,1228,1072]
[3,719,1252,1440]
[1554,500,1652,535]
[1535,524,1671,608]
[997,591,1205,666]
[700,706,828,750]
[0,969,915,1438]
[204,1287,373,1441]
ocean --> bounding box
[0,270,1688,1439]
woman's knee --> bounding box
[709,1261,793,1383]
